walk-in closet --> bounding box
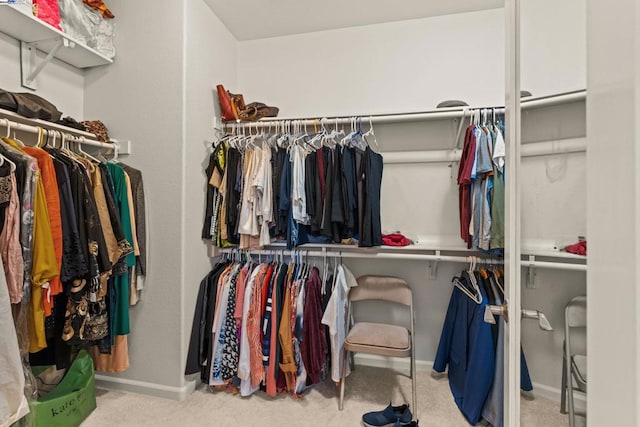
[0,0,637,426]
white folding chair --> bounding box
[560,295,587,427]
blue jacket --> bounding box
[433,274,495,425]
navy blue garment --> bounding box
[272,148,288,238]
[359,146,383,247]
[521,351,533,391]
[341,147,358,238]
[278,152,296,248]
[433,273,495,425]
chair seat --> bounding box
[344,322,411,357]
[572,355,587,391]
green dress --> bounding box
[106,163,136,337]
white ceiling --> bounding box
[203,0,504,41]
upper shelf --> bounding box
[0,4,113,68]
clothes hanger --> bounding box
[75,137,102,163]
[60,131,78,158]
[47,128,57,149]
[7,123,25,148]
[452,275,482,304]
[362,116,380,152]
[306,119,324,149]
[0,128,8,168]
[0,151,16,173]
[340,117,357,147]
[463,256,483,303]
[37,127,48,148]
[349,117,367,151]
[0,123,17,172]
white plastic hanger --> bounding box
[75,137,102,163]
[452,256,483,304]
[362,116,380,152]
[5,121,24,147]
[0,122,17,172]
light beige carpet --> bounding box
[82,366,571,427]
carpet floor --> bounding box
[82,366,574,426]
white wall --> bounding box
[182,0,238,384]
[237,9,505,118]
[237,3,587,118]
[84,0,187,393]
[521,0,586,98]
[81,0,239,396]
[587,0,640,424]
[0,31,84,119]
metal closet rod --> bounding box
[219,247,495,262]
[0,117,113,149]
[382,137,586,164]
[222,90,586,128]
[217,247,585,270]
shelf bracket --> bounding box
[525,255,538,289]
[427,250,440,280]
[21,38,73,90]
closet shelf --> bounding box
[0,4,113,69]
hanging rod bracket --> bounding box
[427,250,440,280]
[484,303,509,324]
[525,255,538,289]
[21,38,73,90]
[522,309,553,331]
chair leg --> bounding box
[411,352,417,420]
[339,351,349,410]
[566,350,575,427]
[560,350,567,414]
[339,375,346,411]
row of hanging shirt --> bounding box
[457,109,506,253]
[0,128,146,376]
[202,118,384,250]
[185,251,357,398]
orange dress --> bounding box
[24,146,63,317]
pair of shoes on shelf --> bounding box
[362,403,416,427]
[216,84,279,122]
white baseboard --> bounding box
[354,355,586,409]
[531,381,586,410]
[95,358,586,410]
[95,375,197,401]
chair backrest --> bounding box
[565,295,587,328]
[349,275,412,307]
